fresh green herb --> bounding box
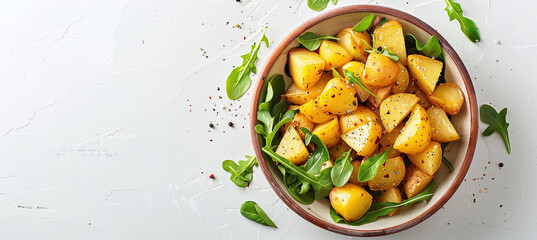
[405,34,443,60]
[352,13,375,32]
[331,150,354,187]
[226,27,269,100]
[357,147,392,182]
[240,201,277,228]
[256,74,287,140]
[330,180,436,225]
[300,128,331,193]
[278,165,315,204]
[362,38,399,62]
[480,104,511,154]
[440,143,454,172]
[297,32,339,51]
[344,70,380,101]
[377,17,388,28]
[222,155,258,187]
[307,0,338,11]
[331,67,341,78]
[443,0,480,43]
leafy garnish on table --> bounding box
[440,143,454,172]
[357,147,392,182]
[344,70,380,101]
[226,27,269,100]
[352,13,375,32]
[307,0,338,11]
[240,201,278,228]
[297,32,339,51]
[443,0,480,43]
[331,150,354,187]
[480,104,511,154]
[222,155,258,187]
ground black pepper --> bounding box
[228,122,235,127]
[499,162,504,168]
[209,123,215,128]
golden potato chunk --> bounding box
[282,73,331,105]
[282,105,315,139]
[373,20,407,65]
[368,84,393,108]
[392,62,410,94]
[276,126,310,165]
[289,48,326,90]
[339,105,380,134]
[407,55,443,95]
[380,93,420,133]
[337,27,371,63]
[299,99,336,124]
[319,40,353,71]
[330,183,372,222]
[317,78,358,115]
[405,78,433,109]
[427,106,460,142]
[428,83,465,115]
[328,140,357,161]
[408,141,442,176]
[393,104,432,154]
[312,118,341,148]
[368,156,406,191]
[403,164,434,198]
[374,187,403,216]
[340,61,373,102]
[348,160,367,186]
[363,52,399,87]
[379,123,404,158]
[341,121,382,157]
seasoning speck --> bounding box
[499,162,504,168]
[209,123,215,129]
[228,122,235,127]
[209,174,215,179]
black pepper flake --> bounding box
[499,162,504,168]
[377,46,382,51]
[228,122,235,127]
[209,123,215,128]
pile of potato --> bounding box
[275,20,465,222]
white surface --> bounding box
[0,0,536,239]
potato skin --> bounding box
[317,78,358,115]
[289,48,326,90]
[407,54,443,95]
[282,73,331,105]
[348,160,367,186]
[403,164,434,198]
[363,52,399,87]
[427,106,460,142]
[368,84,393,108]
[339,105,380,134]
[282,105,315,139]
[408,141,442,176]
[312,118,341,148]
[275,126,310,165]
[374,187,403,216]
[299,99,337,124]
[393,104,432,155]
[341,121,383,157]
[428,83,465,115]
[330,183,373,222]
[319,40,353,71]
[337,27,371,63]
[367,156,406,191]
[380,93,420,133]
[373,20,407,65]
[392,62,410,94]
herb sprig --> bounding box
[352,13,375,32]
[344,70,380,101]
[440,143,455,172]
[222,155,258,187]
[307,0,338,11]
[331,150,354,187]
[297,32,339,51]
[357,147,392,182]
[405,34,443,60]
[361,38,399,62]
[240,201,277,228]
[480,104,511,154]
[444,0,480,43]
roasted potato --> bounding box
[319,40,353,71]
[368,156,406,191]
[282,105,315,139]
[282,73,331,105]
[379,93,420,133]
[340,61,374,102]
[368,84,393,108]
[317,78,358,115]
[330,183,372,222]
[328,140,357,161]
[374,187,403,216]
[393,104,432,154]
[428,83,465,115]
[299,99,337,124]
[392,62,410,93]
[339,105,380,134]
[348,160,367,186]
[407,55,443,95]
[312,118,341,148]
[405,78,433,109]
[337,27,372,63]
[427,106,460,142]
[379,123,404,158]
[373,20,407,65]
[363,52,399,87]
[276,126,310,165]
[403,164,434,198]
[408,141,442,176]
[341,121,383,157]
[289,48,326,90]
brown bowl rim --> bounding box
[249,5,477,237]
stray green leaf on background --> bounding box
[297,32,339,51]
[444,0,480,43]
[307,0,338,11]
[480,104,511,154]
[226,27,269,100]
[222,155,258,187]
[352,13,375,32]
[331,150,354,187]
[357,147,392,182]
[344,70,380,100]
[405,34,443,60]
[240,201,277,228]
[440,143,454,172]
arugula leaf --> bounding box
[405,34,443,60]
[257,74,287,140]
[265,110,296,147]
[377,17,388,28]
[331,67,341,78]
[222,155,258,187]
[444,0,480,43]
[300,128,331,193]
[440,143,454,172]
[240,201,277,228]
[357,147,392,182]
[480,104,511,154]
[227,27,269,100]
[344,70,380,100]
[352,13,375,32]
[361,38,399,62]
[331,150,354,187]
[307,0,337,11]
[297,32,339,51]
[278,165,315,204]
[331,180,436,226]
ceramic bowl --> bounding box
[249,5,477,237]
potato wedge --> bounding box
[312,118,341,148]
[276,126,310,165]
[428,83,465,115]
[368,156,406,191]
[348,160,367,186]
[392,62,409,93]
[374,187,403,216]
[393,104,432,154]
[330,183,372,222]
[339,105,380,134]
[405,78,433,109]
[282,105,315,139]
[319,40,353,71]
[403,164,434,198]
[289,48,326,90]
[337,27,372,63]
[329,140,357,161]
[317,78,358,115]
[373,20,407,65]
[379,123,404,158]
[368,84,393,108]
[363,52,399,87]
[427,106,460,142]
[299,99,337,124]
[321,159,335,171]
[340,61,374,102]
[407,55,443,95]
[379,93,420,133]
[341,121,382,157]
[408,141,442,176]
[282,73,331,105]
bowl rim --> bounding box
[249,5,478,237]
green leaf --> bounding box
[331,67,341,78]
[480,104,511,154]
[352,13,375,32]
[377,17,388,28]
[240,201,277,228]
[331,150,354,187]
[405,34,443,59]
[300,128,331,193]
[440,143,454,172]
[444,0,480,43]
[226,27,269,100]
[307,0,337,11]
[297,32,339,51]
[344,70,380,100]
[362,38,399,62]
[222,155,258,187]
[357,147,391,182]
[265,110,296,147]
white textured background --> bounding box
[1,0,536,239]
